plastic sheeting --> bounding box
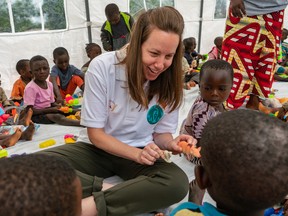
[0,0,288,97]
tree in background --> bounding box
[42,0,66,30]
[0,0,11,32]
[12,0,40,32]
[0,0,66,33]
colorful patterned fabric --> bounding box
[181,96,222,163]
[222,9,284,109]
[182,96,222,141]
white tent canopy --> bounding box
[1,0,288,96]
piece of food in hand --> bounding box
[178,141,201,158]
[163,150,172,163]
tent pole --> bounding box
[198,0,204,53]
[85,0,92,43]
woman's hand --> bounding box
[168,134,197,155]
[137,143,163,165]
[230,0,246,18]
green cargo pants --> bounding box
[39,142,189,216]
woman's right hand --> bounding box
[136,143,163,165]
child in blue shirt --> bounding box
[50,47,85,103]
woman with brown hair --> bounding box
[42,6,196,216]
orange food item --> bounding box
[178,141,201,158]
[258,102,272,114]
[279,98,288,104]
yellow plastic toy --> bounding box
[64,134,78,144]
[39,139,56,148]
[0,149,8,158]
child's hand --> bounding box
[197,54,203,59]
[191,60,197,69]
[55,96,63,104]
[277,108,288,122]
[230,0,246,18]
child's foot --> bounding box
[1,128,22,147]
[18,108,33,126]
[246,94,260,111]
[20,121,35,141]
[188,179,205,205]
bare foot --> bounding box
[0,128,22,147]
[188,179,205,205]
[18,108,33,126]
[20,121,35,141]
[246,94,260,110]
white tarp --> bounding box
[0,0,288,96]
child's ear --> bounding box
[53,59,56,64]
[195,165,211,190]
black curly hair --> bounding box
[200,109,288,214]
[0,154,79,216]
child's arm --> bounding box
[27,105,60,115]
[49,76,63,104]
[71,65,85,80]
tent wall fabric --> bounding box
[0,0,288,96]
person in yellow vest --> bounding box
[100,3,134,51]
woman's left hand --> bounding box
[167,134,197,154]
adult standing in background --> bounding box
[100,3,134,51]
[222,0,288,110]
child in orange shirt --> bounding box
[11,59,32,103]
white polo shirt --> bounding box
[79,51,179,147]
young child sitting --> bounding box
[50,47,85,103]
[274,28,288,82]
[208,36,223,60]
[24,55,81,126]
[183,37,203,69]
[11,59,32,103]
[0,154,82,216]
[181,59,234,204]
[0,85,35,147]
[171,109,288,216]
[182,56,197,90]
[0,86,12,108]
[81,43,102,73]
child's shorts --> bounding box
[32,114,54,124]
